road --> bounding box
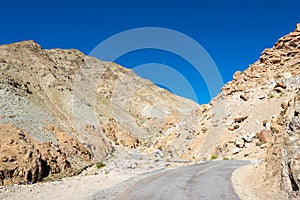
[115,160,249,200]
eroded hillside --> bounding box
[0,40,201,185]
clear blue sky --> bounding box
[1,0,300,104]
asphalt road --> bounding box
[115,160,250,200]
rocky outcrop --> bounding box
[257,90,300,199]
[222,24,300,97]
[279,91,300,198]
[0,124,72,185]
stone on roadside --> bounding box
[259,130,272,143]
[235,137,245,148]
[233,147,242,154]
[242,132,256,143]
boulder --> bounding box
[259,130,272,143]
[242,132,256,143]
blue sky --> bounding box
[1,0,300,104]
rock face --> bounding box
[283,93,300,195]
[0,124,72,185]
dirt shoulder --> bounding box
[0,170,136,200]
[232,163,288,200]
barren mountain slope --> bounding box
[157,24,300,163]
[200,23,300,159]
[207,24,300,199]
[0,40,200,185]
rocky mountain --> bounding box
[1,22,300,199]
[210,23,300,199]
[0,40,200,185]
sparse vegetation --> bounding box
[223,157,229,160]
[268,93,275,98]
[95,162,105,169]
[279,92,284,97]
[210,154,217,160]
[234,124,240,130]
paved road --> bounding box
[115,160,249,200]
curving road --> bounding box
[115,160,249,200]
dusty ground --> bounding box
[232,163,288,200]
[0,158,194,200]
[0,169,136,200]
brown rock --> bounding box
[274,87,285,94]
[270,57,281,64]
[275,82,287,89]
[259,130,272,143]
[240,93,249,101]
[234,115,248,123]
[227,124,239,131]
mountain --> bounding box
[212,23,300,199]
[1,23,300,199]
[0,40,199,185]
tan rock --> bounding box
[297,23,300,31]
[235,137,245,148]
[0,124,72,186]
[240,93,249,101]
[233,147,242,154]
[275,82,287,89]
[234,115,248,123]
[275,87,285,94]
[259,130,271,143]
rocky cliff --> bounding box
[211,24,300,199]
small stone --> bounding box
[274,87,285,94]
[258,95,265,100]
[240,93,249,101]
[234,115,248,123]
[233,147,241,154]
[260,143,268,149]
[153,149,164,158]
[281,102,288,109]
[242,133,256,143]
[297,23,300,31]
[275,82,287,89]
[235,137,245,148]
[228,139,235,143]
[227,124,239,131]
